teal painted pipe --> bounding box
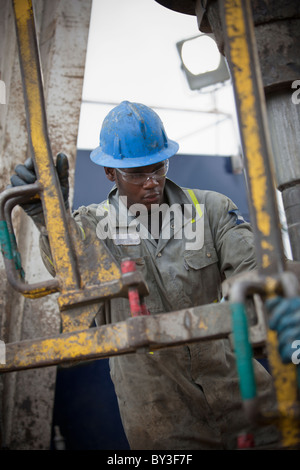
[0,219,24,278]
[231,302,257,400]
[0,220,13,260]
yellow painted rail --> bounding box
[13,0,80,292]
[9,0,126,333]
[221,0,300,448]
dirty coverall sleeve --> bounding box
[204,190,257,278]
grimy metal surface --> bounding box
[220,1,285,275]
[8,0,134,333]
[4,0,230,353]
[0,184,60,297]
[12,0,80,294]
[2,0,300,450]
[220,0,299,448]
[0,302,232,373]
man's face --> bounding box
[104,161,167,211]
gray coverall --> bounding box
[40,178,280,450]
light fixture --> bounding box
[176,34,230,90]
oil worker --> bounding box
[11,101,287,450]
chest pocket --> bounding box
[183,245,221,305]
[112,240,143,261]
[184,244,218,270]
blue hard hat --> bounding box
[90,101,179,168]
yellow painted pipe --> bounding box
[222,0,299,448]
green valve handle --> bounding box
[231,302,257,401]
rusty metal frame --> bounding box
[0,302,232,373]
[0,0,237,369]
[0,184,60,297]
[1,0,153,334]
[0,0,239,382]
[0,0,299,450]
[220,0,300,448]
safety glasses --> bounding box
[116,159,169,185]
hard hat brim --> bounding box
[90,139,179,168]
